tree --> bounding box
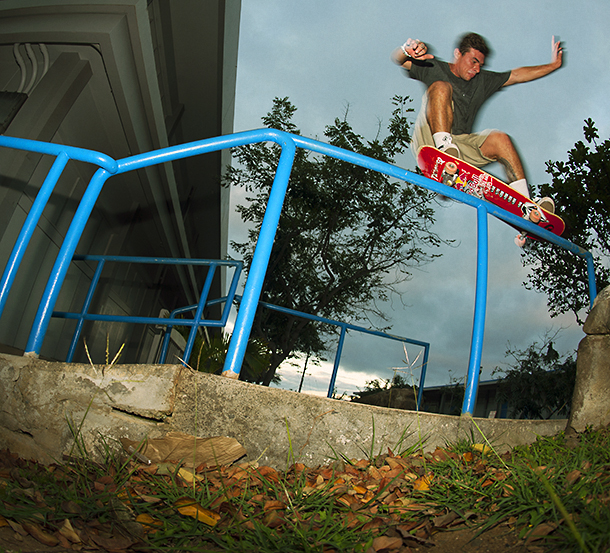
[175,326,274,383]
[522,119,610,323]
[492,337,576,419]
[226,96,444,385]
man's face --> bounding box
[452,48,486,81]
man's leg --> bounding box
[426,81,454,133]
[480,131,530,197]
[479,131,525,183]
[426,82,460,157]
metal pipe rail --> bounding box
[237,295,430,407]
[0,130,597,415]
[50,255,243,364]
[162,294,430,408]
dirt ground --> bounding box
[0,521,540,553]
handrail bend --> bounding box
[0,129,597,416]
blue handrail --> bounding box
[0,130,598,416]
[50,255,242,364]
[163,294,430,408]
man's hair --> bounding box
[457,32,491,57]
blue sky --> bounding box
[228,0,610,397]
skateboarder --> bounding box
[392,33,562,210]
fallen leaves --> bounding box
[2,426,609,552]
[175,497,221,526]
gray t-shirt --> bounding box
[408,59,510,135]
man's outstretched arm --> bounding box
[504,36,563,86]
[391,38,434,70]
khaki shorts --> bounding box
[410,93,496,168]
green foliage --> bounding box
[190,333,275,384]
[522,119,610,323]
[353,373,414,400]
[227,96,444,385]
[493,337,576,419]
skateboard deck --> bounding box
[417,146,565,246]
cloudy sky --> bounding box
[227,0,610,398]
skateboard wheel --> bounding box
[444,162,457,175]
[529,209,541,224]
[514,234,527,248]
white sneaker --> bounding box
[535,196,555,214]
[434,132,461,159]
[438,142,460,159]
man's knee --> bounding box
[428,80,453,99]
[481,131,512,156]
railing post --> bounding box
[416,344,430,410]
[462,204,489,416]
[65,258,106,362]
[222,137,297,378]
[182,263,217,364]
[25,168,112,357]
[327,325,348,398]
[0,152,69,318]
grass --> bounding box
[1,425,609,552]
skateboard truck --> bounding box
[441,161,458,187]
[524,205,542,224]
[515,233,528,248]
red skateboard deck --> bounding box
[417,146,565,246]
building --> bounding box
[0,0,240,363]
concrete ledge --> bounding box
[0,354,567,468]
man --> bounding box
[392,33,563,209]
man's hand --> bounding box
[392,38,434,69]
[551,35,563,69]
[402,38,433,60]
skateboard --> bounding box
[416,146,565,247]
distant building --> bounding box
[422,377,569,419]
[0,1,240,363]
[422,379,511,418]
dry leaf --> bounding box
[433,511,460,528]
[413,474,433,491]
[565,469,581,486]
[473,443,492,454]
[352,484,368,495]
[136,513,162,533]
[22,522,59,547]
[258,466,280,482]
[526,522,558,543]
[178,467,204,484]
[372,535,403,551]
[263,509,285,528]
[58,518,81,543]
[7,519,28,536]
[263,500,286,512]
[175,497,220,526]
[121,433,246,468]
[432,447,449,461]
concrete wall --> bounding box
[0,353,567,469]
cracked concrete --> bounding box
[0,353,568,468]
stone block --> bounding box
[583,285,610,335]
[568,335,610,432]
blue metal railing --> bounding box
[0,130,598,416]
[166,294,430,408]
[50,255,242,364]
[237,295,430,407]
